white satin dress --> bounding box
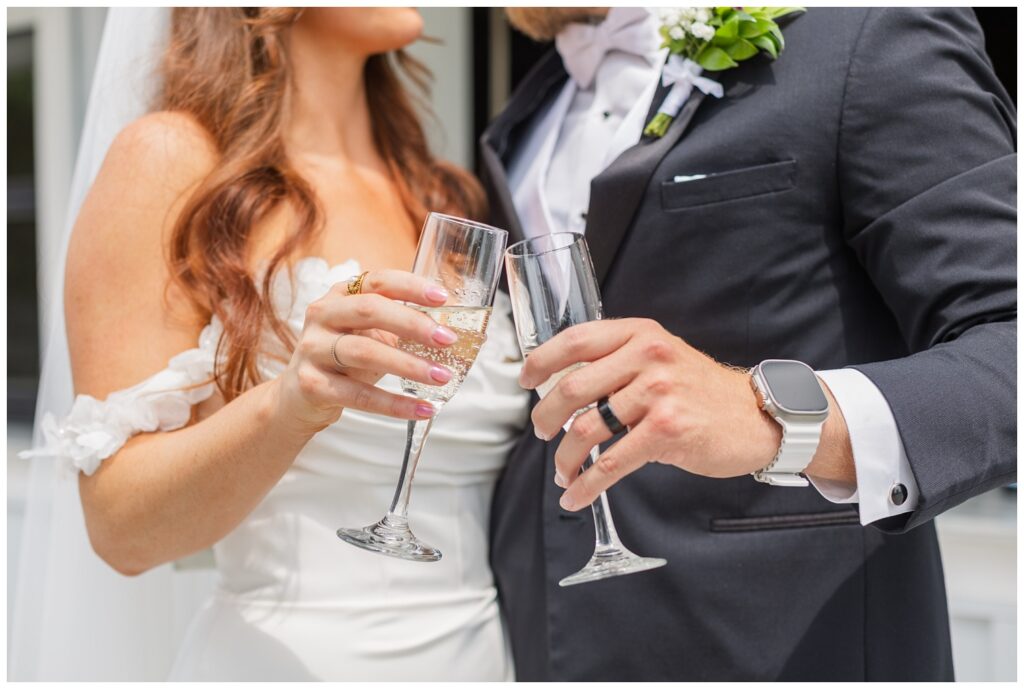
[31,257,531,681]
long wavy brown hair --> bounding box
[158,8,485,400]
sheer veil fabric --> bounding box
[11,8,217,679]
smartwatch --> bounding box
[749,360,830,487]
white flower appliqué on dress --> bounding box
[19,257,362,475]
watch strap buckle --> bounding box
[752,470,810,488]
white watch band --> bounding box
[749,363,828,487]
[753,416,824,487]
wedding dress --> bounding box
[27,256,530,680]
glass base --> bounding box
[558,545,667,587]
[336,514,442,562]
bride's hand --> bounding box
[272,269,456,433]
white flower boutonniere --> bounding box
[644,6,805,138]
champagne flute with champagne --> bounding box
[505,232,667,586]
[337,212,507,561]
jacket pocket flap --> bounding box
[710,509,860,533]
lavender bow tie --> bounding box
[555,8,660,90]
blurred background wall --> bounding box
[6,7,1017,681]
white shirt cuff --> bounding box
[810,368,920,525]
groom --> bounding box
[482,7,1016,681]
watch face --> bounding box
[760,360,829,415]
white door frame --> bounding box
[7,7,76,340]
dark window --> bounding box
[7,30,39,424]
[974,8,1016,104]
[507,20,550,93]
[471,7,492,168]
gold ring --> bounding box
[347,271,369,296]
[331,333,350,371]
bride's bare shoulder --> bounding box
[65,111,220,396]
[74,111,219,247]
[104,110,219,182]
[66,111,219,323]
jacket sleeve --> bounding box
[836,8,1017,532]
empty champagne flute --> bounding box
[337,212,508,561]
[505,232,667,586]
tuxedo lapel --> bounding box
[485,50,568,160]
[480,143,526,247]
[585,84,710,285]
[643,75,672,127]
[480,50,568,246]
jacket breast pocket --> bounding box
[661,158,797,211]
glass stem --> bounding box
[387,417,435,520]
[566,409,623,553]
[582,447,623,552]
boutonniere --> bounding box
[644,7,804,138]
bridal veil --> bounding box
[10,8,216,679]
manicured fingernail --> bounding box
[415,403,436,418]
[429,366,452,383]
[554,471,566,488]
[432,326,457,345]
[534,426,549,441]
[519,375,534,390]
[426,286,449,302]
[559,493,575,511]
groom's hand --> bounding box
[520,319,854,511]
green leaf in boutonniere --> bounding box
[643,6,804,139]
[697,45,737,71]
[725,38,759,61]
[750,34,779,60]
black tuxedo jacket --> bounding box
[481,8,1016,681]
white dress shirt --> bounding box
[506,7,920,525]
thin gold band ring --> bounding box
[331,333,350,372]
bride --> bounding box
[16,7,528,681]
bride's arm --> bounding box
[70,113,450,575]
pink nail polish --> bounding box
[415,402,436,418]
[430,366,452,383]
[426,286,449,302]
[433,326,458,345]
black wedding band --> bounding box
[597,396,627,435]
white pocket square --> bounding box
[672,173,707,183]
